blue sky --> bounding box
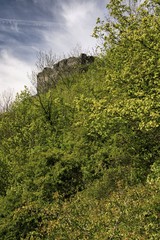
[0,0,107,95]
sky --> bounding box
[0,0,107,95]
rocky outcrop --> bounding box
[37,53,94,92]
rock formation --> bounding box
[37,53,94,92]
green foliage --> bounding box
[147,158,160,189]
[0,158,9,196]
[0,0,159,238]
[36,183,160,240]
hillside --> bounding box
[0,0,160,239]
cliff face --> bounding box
[37,53,94,92]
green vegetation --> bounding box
[0,0,159,239]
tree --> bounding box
[80,0,160,176]
[0,89,14,113]
[0,1,159,238]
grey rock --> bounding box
[37,53,94,93]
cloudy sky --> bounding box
[0,0,107,95]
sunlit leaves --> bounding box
[0,0,160,238]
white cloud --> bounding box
[0,49,32,95]
[43,0,105,55]
[62,1,97,27]
[0,17,60,28]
